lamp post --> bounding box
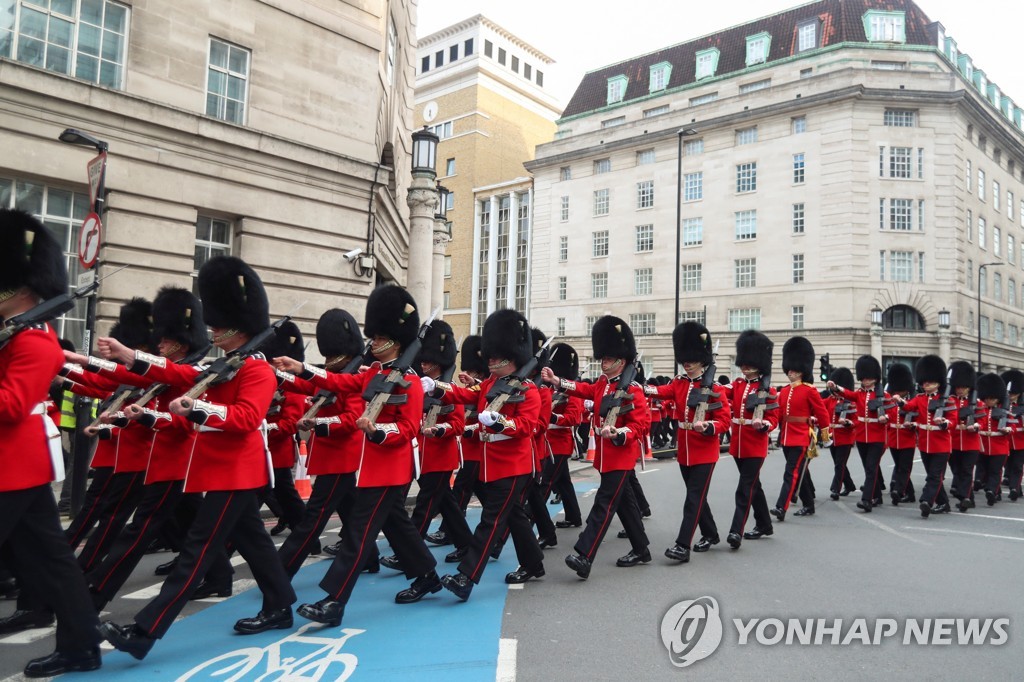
[58,127,108,518]
[406,126,439,314]
[674,127,699,372]
[977,261,1000,371]
[937,307,951,364]
[431,181,451,314]
[870,306,883,361]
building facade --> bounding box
[415,15,559,338]
[527,0,1024,378]
[0,0,418,355]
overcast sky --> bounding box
[417,0,1024,112]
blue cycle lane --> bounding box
[95,482,595,681]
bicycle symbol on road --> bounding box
[177,624,364,681]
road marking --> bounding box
[885,504,1024,523]
[637,467,660,475]
[497,638,517,682]
[904,526,1024,542]
[507,583,524,590]
[834,500,927,545]
[0,626,55,645]
[123,578,256,601]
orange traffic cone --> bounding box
[585,434,596,462]
[294,439,312,501]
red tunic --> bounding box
[567,375,650,472]
[547,392,584,456]
[949,395,984,452]
[836,386,890,443]
[266,392,304,469]
[727,378,779,459]
[533,386,553,470]
[62,366,119,467]
[778,383,831,448]
[650,376,730,465]
[825,395,856,447]
[0,325,64,491]
[977,407,1012,456]
[902,392,953,454]
[140,384,196,483]
[886,394,918,450]
[279,373,362,476]
[420,402,465,475]
[1010,400,1024,451]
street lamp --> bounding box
[977,261,1000,371]
[435,182,450,221]
[674,127,699,369]
[871,307,883,326]
[938,308,950,329]
[411,126,439,178]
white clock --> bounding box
[423,101,438,123]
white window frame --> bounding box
[636,149,656,165]
[736,162,757,193]
[792,305,805,330]
[594,158,611,174]
[635,224,654,253]
[560,196,569,222]
[681,263,702,292]
[629,312,656,336]
[682,217,703,246]
[649,62,672,92]
[606,75,628,104]
[592,230,609,258]
[695,48,719,80]
[637,180,654,209]
[793,253,805,283]
[728,308,761,331]
[683,172,703,201]
[735,210,757,240]
[797,21,817,52]
[883,109,917,127]
[558,235,568,261]
[745,32,771,66]
[591,272,608,299]
[735,258,757,288]
[793,203,805,234]
[736,126,758,145]
[793,153,805,184]
[593,189,610,216]
[206,37,251,124]
[633,268,653,296]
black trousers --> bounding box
[0,485,99,654]
[776,446,813,511]
[950,450,979,501]
[1006,449,1024,494]
[979,454,1008,495]
[459,474,543,582]
[440,461,485,538]
[320,484,436,602]
[540,454,581,525]
[261,466,307,530]
[920,452,950,506]
[77,470,146,573]
[135,488,295,638]
[731,457,771,535]
[628,469,651,515]
[64,465,114,550]
[88,479,184,606]
[889,447,917,499]
[829,444,856,494]
[524,473,557,544]
[280,472,364,578]
[856,441,885,504]
[410,471,474,550]
[576,469,648,560]
[675,462,718,548]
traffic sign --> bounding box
[87,151,106,207]
[76,270,96,288]
[77,212,102,269]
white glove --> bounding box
[478,410,499,427]
[584,399,594,411]
[420,376,436,394]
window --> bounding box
[1010,192,1015,220]
[793,153,805,184]
[889,199,912,231]
[601,117,625,129]
[736,127,758,145]
[1011,280,1017,307]
[978,169,986,200]
[994,181,1001,211]
[884,109,917,127]
[797,20,817,51]
[980,316,990,339]
[864,10,906,43]
[918,251,925,283]
[206,38,250,124]
[979,216,987,248]
[695,48,719,79]
[1010,235,1016,265]
[484,40,493,57]
[593,189,609,216]
[556,317,565,336]
[636,181,654,209]
[445,158,456,176]
[386,18,397,84]
[735,258,757,288]
[1012,325,1019,347]
[681,264,702,292]
[882,305,925,330]
[636,149,656,165]
[739,79,771,94]
[967,209,973,241]
[792,116,807,134]
[594,158,611,174]
[996,320,1005,343]
[635,224,654,252]
[536,70,544,86]
[682,218,703,246]
[994,272,1003,301]
[560,166,572,181]
[1,0,129,88]
[793,254,805,283]
[630,313,656,336]
[745,32,771,66]
[684,139,704,156]
[736,162,757,193]
[887,146,912,178]
[634,268,653,296]
[793,203,805,234]
[995,227,1002,257]
[442,291,450,310]
[558,276,567,301]
[872,60,906,70]
[592,230,609,257]
[889,251,913,282]
[464,38,474,56]
[679,310,707,325]
[591,272,608,298]
[434,50,444,68]
[683,172,703,201]
[421,56,430,73]
[967,159,972,193]
[643,105,670,118]
[443,255,452,278]
[800,67,813,78]
[728,308,761,331]
[559,196,569,222]
[430,120,453,139]
[792,306,805,329]
[510,55,519,72]
[649,62,671,91]
[968,311,975,333]
[194,216,233,301]
[607,75,628,104]
[967,259,974,290]
[497,47,506,65]
[735,210,757,240]
[558,235,568,261]
[689,92,718,106]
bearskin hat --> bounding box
[363,285,418,348]
[855,355,882,382]
[260,320,304,362]
[460,335,488,375]
[592,316,636,361]
[197,256,269,337]
[0,209,67,301]
[735,330,773,375]
[977,373,1007,402]
[109,298,154,351]
[152,286,208,352]
[914,355,947,388]
[671,321,713,366]
[886,362,915,394]
[482,309,532,368]
[949,360,976,389]
[782,336,815,382]
[417,319,457,370]
[1001,369,1024,396]
[830,367,855,391]
[548,342,580,380]
[315,308,363,360]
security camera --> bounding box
[343,248,363,263]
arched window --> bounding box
[882,305,925,330]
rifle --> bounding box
[299,343,372,423]
[360,307,441,423]
[481,335,555,414]
[867,381,895,416]
[422,364,458,431]
[0,265,127,347]
[85,385,144,437]
[600,357,638,431]
[995,381,1018,431]
[745,372,777,421]
[930,370,955,420]
[835,399,857,423]
[687,362,723,425]
[124,344,212,413]
[956,387,984,427]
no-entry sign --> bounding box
[77,212,102,269]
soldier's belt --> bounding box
[731,418,759,426]
[782,416,809,424]
[549,425,569,430]
[955,425,974,431]
[979,431,1004,437]
[197,425,224,433]
[678,422,696,430]
[480,432,512,443]
[862,417,884,423]
[918,424,944,431]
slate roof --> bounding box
[561,0,937,119]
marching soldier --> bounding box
[976,373,1013,506]
[886,363,918,505]
[899,355,953,517]
[948,361,982,511]
[541,316,651,577]
[828,355,888,513]
[541,343,585,537]
[825,367,858,499]
[1002,370,1024,501]
[725,330,779,548]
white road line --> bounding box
[123,578,256,601]
[885,504,1024,523]
[0,626,55,645]
[834,500,928,545]
[904,526,1024,542]
[507,583,524,590]
[496,637,517,682]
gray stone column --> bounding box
[431,217,450,316]
[405,175,438,315]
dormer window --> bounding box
[797,20,818,52]
[695,48,719,80]
[864,10,906,43]
[745,32,771,66]
[649,62,672,92]
[607,75,628,105]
